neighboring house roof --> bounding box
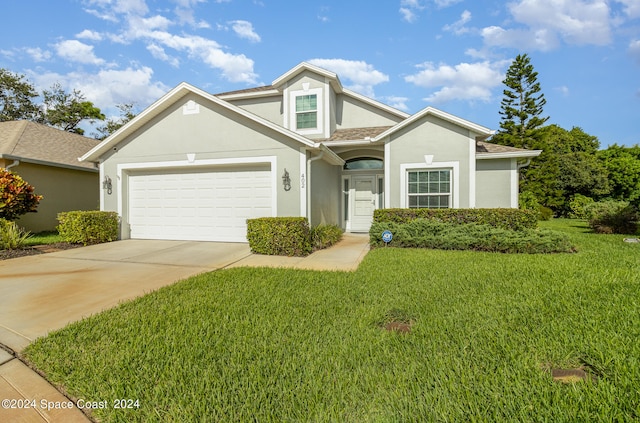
[476,141,542,159]
[80,82,345,166]
[0,121,99,171]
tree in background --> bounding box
[520,125,610,215]
[93,102,137,140]
[494,54,549,148]
[39,83,105,135]
[0,69,40,122]
[0,168,42,220]
[598,144,640,206]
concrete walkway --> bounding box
[0,233,369,422]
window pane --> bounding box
[297,112,317,129]
[408,196,418,208]
[440,171,450,182]
[344,158,383,170]
[418,171,429,183]
[441,182,450,193]
[408,172,418,183]
[418,182,429,193]
[408,182,418,194]
[296,95,317,112]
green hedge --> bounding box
[373,208,538,231]
[247,217,312,257]
[57,211,119,245]
[370,220,574,254]
[310,224,343,250]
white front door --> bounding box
[350,175,376,232]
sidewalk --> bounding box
[0,233,370,422]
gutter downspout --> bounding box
[5,160,20,170]
[517,158,532,170]
[306,151,325,225]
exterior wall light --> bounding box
[103,175,112,195]
[282,169,291,191]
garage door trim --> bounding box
[116,156,278,237]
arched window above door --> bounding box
[343,157,383,170]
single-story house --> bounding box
[80,62,541,242]
[0,121,100,232]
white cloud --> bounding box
[405,61,508,103]
[616,0,640,19]
[79,0,258,83]
[399,7,418,23]
[433,0,462,7]
[443,10,472,35]
[25,47,51,62]
[307,59,389,97]
[384,96,410,111]
[76,30,103,41]
[55,40,105,65]
[481,0,614,51]
[29,66,169,112]
[555,85,570,96]
[147,44,180,67]
[228,20,261,43]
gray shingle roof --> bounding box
[216,85,276,96]
[0,121,99,171]
[322,126,394,142]
[476,141,532,154]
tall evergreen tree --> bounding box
[495,54,549,148]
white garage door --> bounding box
[128,165,272,242]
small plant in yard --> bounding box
[0,218,30,249]
[588,202,639,234]
[0,168,42,220]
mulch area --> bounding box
[0,243,84,261]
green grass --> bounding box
[23,219,640,422]
[24,231,64,246]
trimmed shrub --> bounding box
[569,194,595,219]
[589,205,639,234]
[373,208,537,231]
[310,224,343,251]
[538,206,554,221]
[0,218,30,250]
[369,220,574,254]
[57,211,119,245]
[247,217,312,256]
[0,168,43,220]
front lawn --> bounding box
[23,219,640,422]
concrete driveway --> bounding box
[0,239,251,352]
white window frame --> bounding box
[400,161,460,208]
[406,169,452,209]
[288,87,323,135]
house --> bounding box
[0,121,100,232]
[80,62,541,242]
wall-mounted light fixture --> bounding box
[102,175,112,195]
[282,169,291,191]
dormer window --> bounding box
[296,94,317,129]
[288,87,323,135]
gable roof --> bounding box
[80,82,344,166]
[371,106,494,142]
[0,121,99,171]
[217,62,410,120]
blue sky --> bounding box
[1,0,639,147]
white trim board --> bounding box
[116,156,278,220]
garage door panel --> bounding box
[128,165,272,242]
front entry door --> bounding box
[350,175,376,232]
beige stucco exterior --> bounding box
[2,161,99,233]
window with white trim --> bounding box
[407,169,451,208]
[295,94,317,130]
